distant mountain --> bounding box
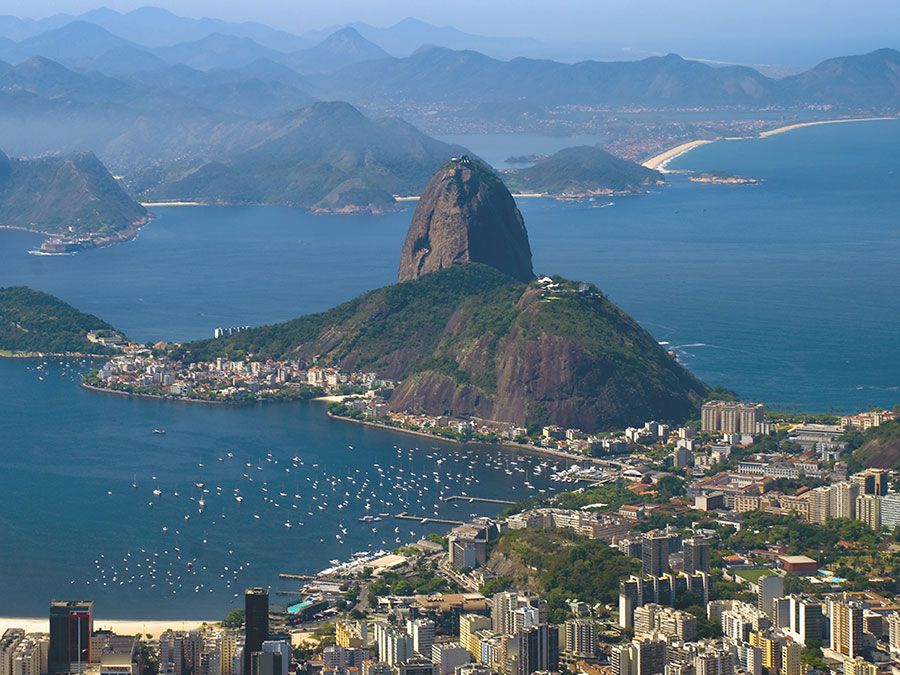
[178,162,707,430]
[780,48,900,107]
[0,56,129,100]
[78,6,311,52]
[504,146,664,197]
[321,48,776,108]
[286,27,390,74]
[154,33,283,70]
[306,17,545,60]
[0,7,310,52]
[0,286,120,356]
[0,149,147,242]
[146,101,468,212]
[0,21,139,67]
[80,45,169,76]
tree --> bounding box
[221,608,244,628]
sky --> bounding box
[3,0,899,66]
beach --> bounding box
[758,116,898,138]
[641,140,714,171]
[643,115,899,171]
[0,617,214,639]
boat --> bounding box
[153,429,166,435]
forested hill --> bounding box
[0,286,120,355]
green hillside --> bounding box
[0,286,120,355]
[174,264,707,431]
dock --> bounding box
[442,495,516,505]
[395,512,464,526]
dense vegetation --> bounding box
[486,528,640,622]
[0,286,119,354]
[0,150,146,237]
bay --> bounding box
[0,119,898,618]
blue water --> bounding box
[0,119,898,617]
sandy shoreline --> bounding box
[140,201,208,207]
[758,116,897,138]
[642,140,714,171]
[0,617,215,639]
[642,115,898,171]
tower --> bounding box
[244,589,269,675]
[48,601,93,675]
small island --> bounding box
[689,172,761,185]
[503,145,664,200]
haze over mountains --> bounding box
[0,6,897,216]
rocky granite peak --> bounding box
[398,156,534,283]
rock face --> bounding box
[398,157,534,283]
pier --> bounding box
[442,495,516,505]
[395,512,464,526]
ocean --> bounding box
[0,118,898,617]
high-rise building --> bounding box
[882,494,900,531]
[430,643,470,675]
[458,615,491,661]
[852,470,889,496]
[692,648,733,675]
[1,630,26,675]
[260,641,289,675]
[49,601,93,675]
[843,658,879,675]
[395,657,438,675]
[490,593,545,637]
[731,643,761,675]
[856,494,882,531]
[642,533,673,576]
[829,596,864,659]
[701,401,765,435]
[780,642,801,675]
[612,638,666,675]
[407,619,435,658]
[786,596,823,646]
[563,619,597,659]
[831,482,860,519]
[748,631,782,673]
[243,589,268,675]
[807,487,832,524]
[682,537,711,574]
[374,623,413,666]
[757,576,785,619]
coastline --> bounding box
[325,410,606,465]
[0,617,214,639]
[1,350,110,359]
[642,140,714,172]
[758,115,898,138]
[642,115,899,171]
[81,381,226,405]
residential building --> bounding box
[701,401,765,435]
[829,596,864,659]
[843,658,879,675]
[430,643,469,675]
[562,620,597,659]
[856,495,882,531]
[406,620,435,658]
[683,537,711,574]
[757,576,785,620]
[458,616,491,661]
[780,642,801,675]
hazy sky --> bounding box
[4,0,899,65]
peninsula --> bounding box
[95,157,707,432]
[0,150,147,253]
